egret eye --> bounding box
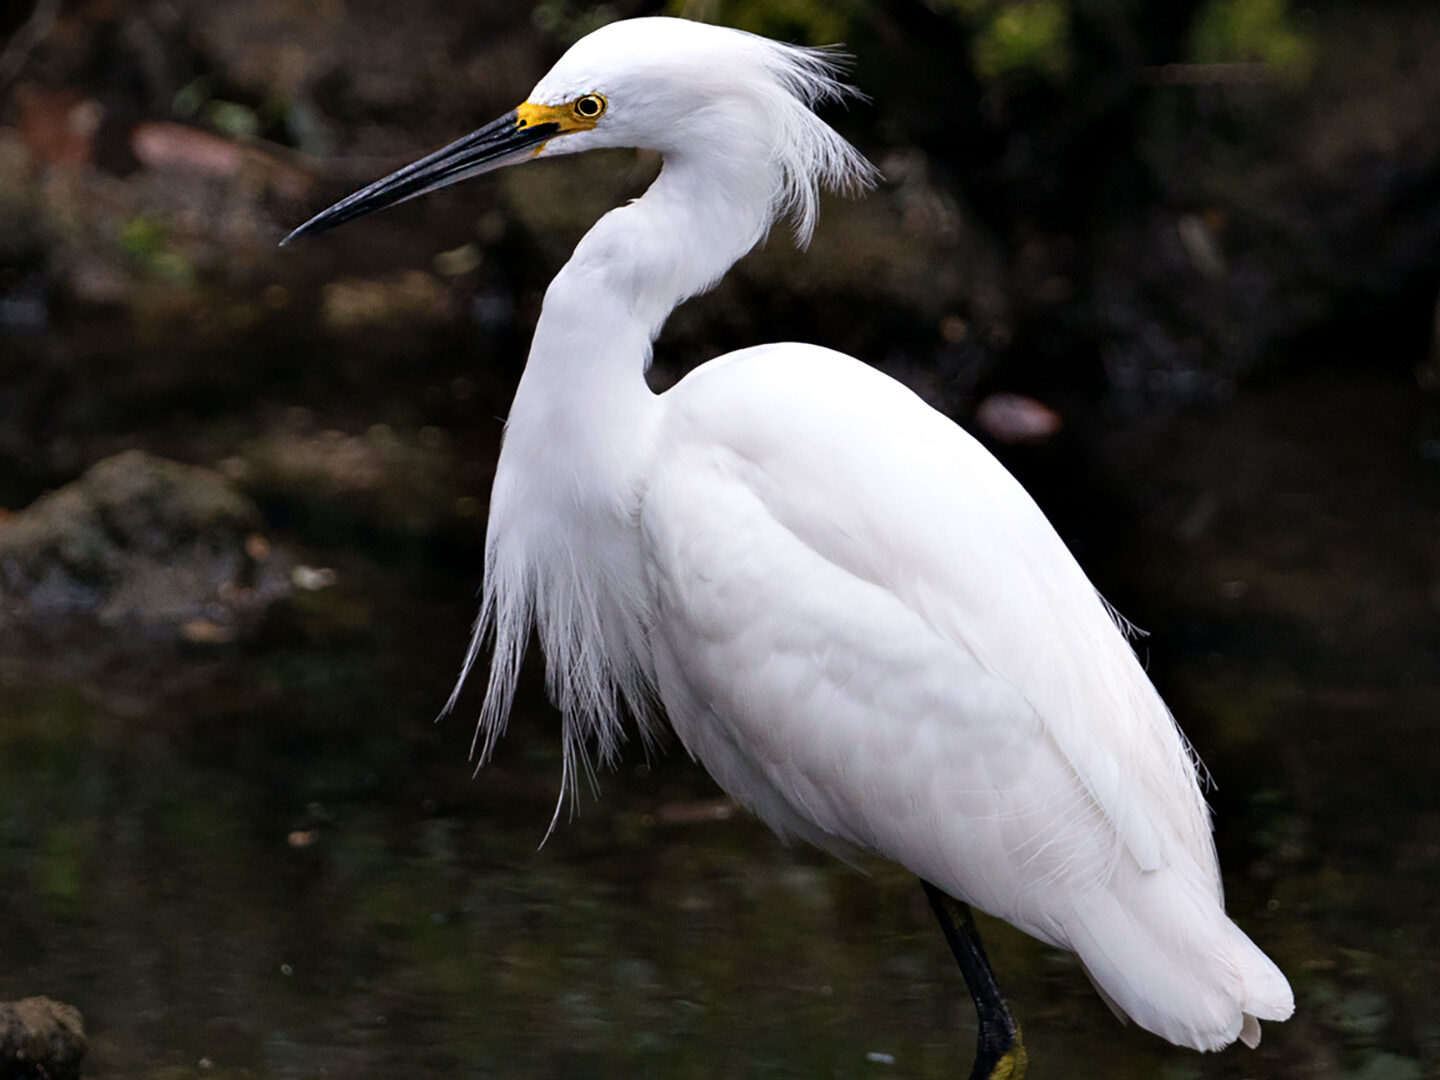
[574,94,606,120]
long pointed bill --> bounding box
[282,109,559,245]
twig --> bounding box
[1144,62,1272,87]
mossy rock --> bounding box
[0,450,290,639]
[0,997,87,1080]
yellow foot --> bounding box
[983,1025,1027,1080]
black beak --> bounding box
[282,109,559,245]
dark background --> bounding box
[1,1,1437,1078]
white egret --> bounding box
[286,17,1293,1077]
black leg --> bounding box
[922,880,1028,1080]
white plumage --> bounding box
[292,14,1293,1059]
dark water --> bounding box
[1,360,1437,1080]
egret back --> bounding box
[637,342,1292,1049]
[645,343,1214,885]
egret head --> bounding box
[283,17,876,246]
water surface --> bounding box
[1,365,1436,1080]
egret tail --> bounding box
[1063,862,1294,1051]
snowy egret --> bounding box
[286,17,1294,1076]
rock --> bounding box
[0,450,291,643]
[0,997,87,1080]
[233,412,476,543]
[319,271,454,335]
[974,393,1064,445]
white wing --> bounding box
[639,342,1291,1049]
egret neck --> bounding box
[503,131,778,521]
[480,140,780,804]
[511,143,772,438]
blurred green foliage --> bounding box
[171,74,216,120]
[533,0,623,44]
[117,216,197,287]
[672,0,1074,80]
[668,0,1313,87]
[960,0,1072,82]
[666,0,866,45]
[202,98,262,141]
[1188,0,1316,83]
[173,74,293,144]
